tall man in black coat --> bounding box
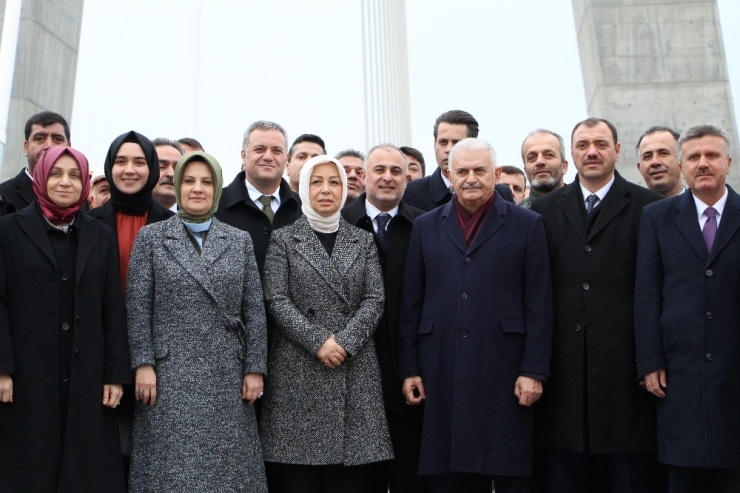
[531,118,662,493]
[215,120,302,274]
[402,109,513,211]
[342,144,426,493]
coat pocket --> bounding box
[418,319,434,335]
[153,343,170,360]
[500,318,525,334]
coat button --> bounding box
[584,245,591,252]
[61,323,69,331]
[706,353,714,361]
[61,374,69,382]
[706,311,713,319]
[76,315,80,322]
[262,227,270,235]
[706,269,713,277]
[74,349,80,357]
[464,257,471,263]
[583,283,590,290]
[575,325,582,332]
[61,272,69,281]
[461,293,468,299]
[461,330,468,338]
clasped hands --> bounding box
[316,334,347,369]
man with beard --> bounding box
[335,149,366,207]
[518,129,569,209]
[152,138,184,211]
[636,126,685,198]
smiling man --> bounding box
[636,126,684,197]
[152,138,184,211]
[518,129,569,209]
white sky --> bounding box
[71,0,740,183]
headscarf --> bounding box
[174,151,223,224]
[299,155,348,233]
[32,146,91,224]
[103,130,160,215]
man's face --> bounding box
[637,131,682,196]
[241,129,288,191]
[449,149,500,213]
[571,122,620,188]
[498,172,526,203]
[338,156,366,200]
[522,133,568,193]
[152,145,181,208]
[365,147,409,211]
[681,135,732,202]
[434,123,469,172]
[89,178,111,208]
[405,156,424,180]
[287,142,324,191]
[24,123,69,172]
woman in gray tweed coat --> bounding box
[126,152,268,492]
[260,155,393,493]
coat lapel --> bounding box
[558,183,588,244]
[74,216,100,283]
[430,168,452,206]
[441,201,469,254]
[201,219,230,268]
[291,218,349,303]
[163,218,221,304]
[587,173,630,241]
[708,186,740,264]
[673,192,708,263]
[466,194,506,254]
[15,207,56,268]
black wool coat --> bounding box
[0,169,35,210]
[0,204,130,493]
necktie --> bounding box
[259,195,274,223]
[585,194,599,215]
[703,207,717,252]
[376,213,391,249]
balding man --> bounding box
[518,129,569,209]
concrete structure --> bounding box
[0,0,84,181]
[572,0,739,187]
[361,0,411,148]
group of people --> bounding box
[0,108,736,493]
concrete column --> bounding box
[572,0,739,187]
[361,0,412,148]
[0,0,84,181]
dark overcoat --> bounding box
[402,167,514,211]
[635,187,740,469]
[0,168,35,210]
[530,172,661,453]
[0,204,130,492]
[398,195,553,477]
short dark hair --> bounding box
[24,111,70,141]
[288,134,327,160]
[635,126,680,153]
[433,110,479,140]
[177,137,204,151]
[571,117,618,145]
[500,165,525,179]
[400,146,425,175]
[152,138,185,155]
[335,149,365,161]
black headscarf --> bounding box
[104,130,160,215]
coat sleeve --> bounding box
[101,227,132,384]
[634,208,666,379]
[333,235,385,356]
[397,222,425,378]
[126,228,157,370]
[0,228,14,375]
[263,234,333,355]
[240,233,268,375]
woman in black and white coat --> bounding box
[126,152,268,492]
[260,155,393,493]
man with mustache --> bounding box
[636,126,685,198]
[518,129,569,209]
[152,138,184,211]
[335,149,366,207]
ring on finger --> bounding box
[138,390,144,398]
[257,392,263,399]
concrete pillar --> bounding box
[361,0,412,148]
[0,0,84,181]
[572,0,739,187]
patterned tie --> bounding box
[259,195,274,223]
[585,194,599,215]
[376,213,391,249]
[703,207,717,252]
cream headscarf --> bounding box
[299,155,348,233]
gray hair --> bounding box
[677,124,731,162]
[335,149,365,161]
[242,120,288,150]
[364,143,408,171]
[520,129,566,162]
[151,137,184,155]
[448,138,498,172]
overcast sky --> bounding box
[71,0,740,183]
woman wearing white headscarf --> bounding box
[260,155,393,493]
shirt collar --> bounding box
[440,170,451,189]
[245,178,281,208]
[579,173,615,204]
[365,198,399,221]
[693,186,728,219]
[25,168,33,181]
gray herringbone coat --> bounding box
[260,217,393,466]
[126,215,268,492]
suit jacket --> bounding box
[635,187,740,469]
[403,167,514,212]
[342,194,425,414]
[531,171,661,454]
[0,169,34,210]
[398,194,553,476]
[215,172,302,274]
[259,217,393,466]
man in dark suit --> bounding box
[635,124,740,492]
[342,144,425,493]
[531,118,661,493]
[399,138,553,493]
[215,120,302,274]
[0,111,71,210]
[402,110,513,211]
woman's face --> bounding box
[180,161,214,216]
[309,162,343,217]
[111,142,149,194]
[46,154,83,207]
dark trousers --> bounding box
[267,462,369,493]
[546,449,653,493]
[668,465,740,493]
[426,472,529,493]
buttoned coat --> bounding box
[635,188,740,469]
[259,217,393,466]
[0,205,130,493]
[398,195,553,477]
[530,172,661,454]
[126,215,268,492]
